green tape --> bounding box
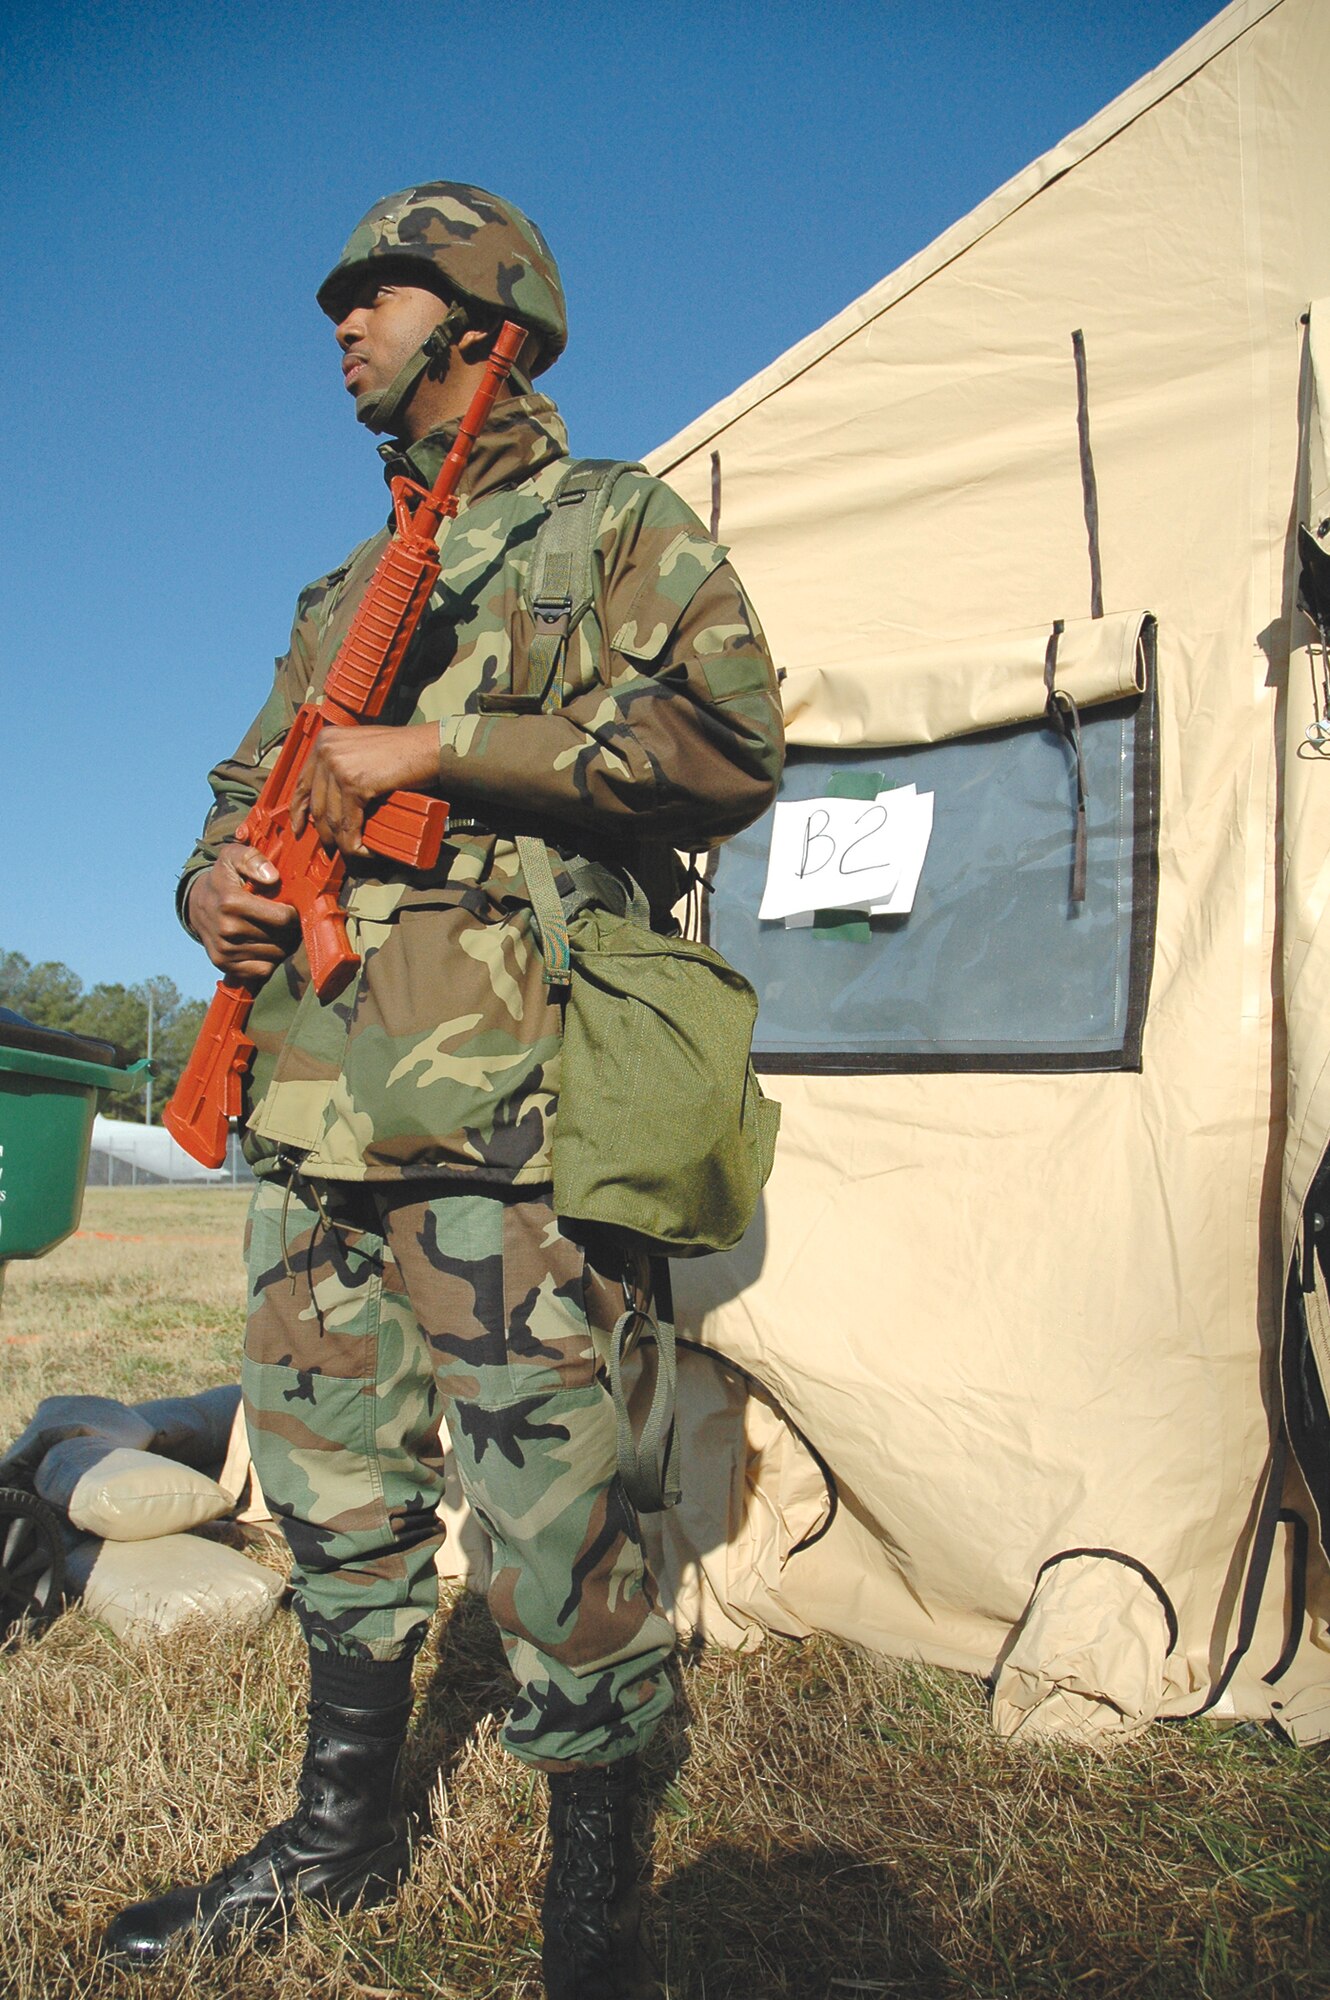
[810,774,894,941]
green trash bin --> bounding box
[0,1013,149,1263]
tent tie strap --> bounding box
[1071,328,1104,619]
[1044,620,1089,905]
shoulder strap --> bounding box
[526,458,638,636]
[484,458,640,714]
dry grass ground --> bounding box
[0,1187,248,1415]
[0,1188,1327,2000]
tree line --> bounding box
[0,951,206,1124]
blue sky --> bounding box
[2,0,1218,999]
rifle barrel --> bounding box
[423,320,528,524]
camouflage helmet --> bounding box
[316,181,567,374]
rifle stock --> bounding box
[163,321,528,1168]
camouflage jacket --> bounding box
[179,394,783,1185]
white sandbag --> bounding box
[37,1442,230,1540]
[65,1532,284,1640]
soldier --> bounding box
[99,184,782,1996]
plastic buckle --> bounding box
[532,598,571,636]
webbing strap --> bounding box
[1191,1425,1290,1716]
[609,1304,681,1513]
[527,459,637,630]
[486,459,639,713]
[1051,690,1088,904]
[514,834,571,986]
[515,840,651,982]
[1071,328,1105,619]
[1044,619,1088,905]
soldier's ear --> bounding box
[457,323,536,377]
[457,325,498,361]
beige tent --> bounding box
[220,0,1330,1742]
[633,0,1330,1743]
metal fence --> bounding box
[86,1116,255,1188]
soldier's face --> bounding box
[335,279,450,402]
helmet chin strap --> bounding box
[354,302,471,437]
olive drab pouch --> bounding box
[552,906,780,1256]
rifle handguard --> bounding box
[323,538,440,720]
[362,790,449,870]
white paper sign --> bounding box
[759,788,934,924]
[781,786,923,926]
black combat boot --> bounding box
[541,1755,662,2000]
[97,1695,413,1967]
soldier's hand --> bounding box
[186,845,299,979]
[289,723,442,858]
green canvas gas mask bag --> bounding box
[555,905,780,1254]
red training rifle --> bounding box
[163,319,528,1168]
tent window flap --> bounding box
[779,608,1151,751]
[706,650,1159,1074]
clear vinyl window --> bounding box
[705,682,1159,1074]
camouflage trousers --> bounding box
[241,1175,676,1770]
